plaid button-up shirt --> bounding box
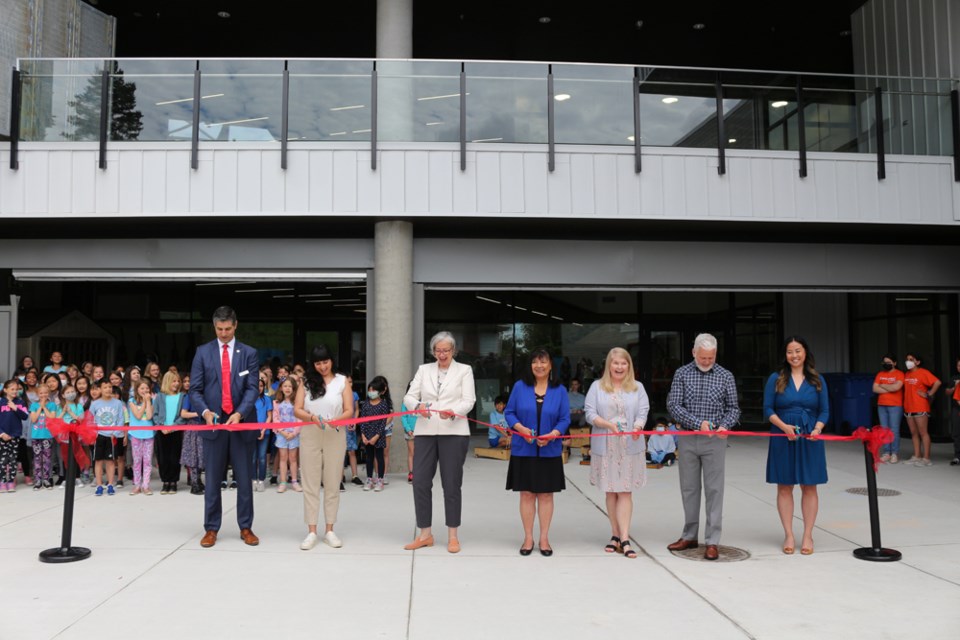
[666,361,740,430]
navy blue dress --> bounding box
[764,373,829,485]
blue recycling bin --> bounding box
[821,373,875,435]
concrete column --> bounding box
[374,220,414,472]
[376,0,413,58]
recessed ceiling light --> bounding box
[771,100,789,108]
[728,138,737,143]
[539,16,551,24]
[662,97,679,104]
[693,23,706,30]
[635,20,644,29]
[839,29,852,37]
[554,93,571,101]
[217,11,231,19]
[627,135,635,142]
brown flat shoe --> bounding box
[403,535,434,550]
[667,538,699,552]
[447,538,461,554]
[704,544,719,560]
[200,530,218,548]
[240,528,260,546]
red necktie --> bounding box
[221,343,233,414]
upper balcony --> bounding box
[2,58,959,225]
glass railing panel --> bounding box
[104,59,196,141]
[552,64,633,145]
[196,60,283,142]
[464,62,548,143]
[18,58,105,141]
[288,60,373,142]
[377,60,460,142]
[636,75,718,148]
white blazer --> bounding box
[403,360,476,436]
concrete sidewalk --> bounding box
[2,435,958,639]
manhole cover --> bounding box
[846,487,901,497]
[670,545,751,562]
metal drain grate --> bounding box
[670,545,751,563]
[845,487,901,497]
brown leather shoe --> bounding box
[403,535,434,550]
[240,528,260,546]
[200,530,217,548]
[704,544,719,560]
[667,537,699,551]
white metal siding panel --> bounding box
[236,151,262,213]
[523,153,549,214]
[405,151,429,213]
[570,153,595,215]
[284,151,310,213]
[427,152,454,214]
[261,150,285,213]
[141,152,166,213]
[308,151,334,213]
[476,152,500,214]
[499,153,525,214]
[332,151,358,212]
[380,152,405,213]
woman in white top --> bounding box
[294,345,354,551]
[402,331,476,553]
[584,347,650,559]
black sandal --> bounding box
[604,536,621,553]
[621,540,637,559]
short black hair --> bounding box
[494,395,506,405]
[520,348,560,388]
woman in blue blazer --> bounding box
[504,348,570,557]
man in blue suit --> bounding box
[190,306,261,548]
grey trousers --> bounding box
[677,434,727,546]
[412,435,470,529]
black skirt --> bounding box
[505,455,566,493]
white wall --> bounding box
[2,142,958,224]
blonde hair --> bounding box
[159,371,181,395]
[599,347,638,393]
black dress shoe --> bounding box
[519,547,533,556]
[539,547,553,557]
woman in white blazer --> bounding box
[402,331,476,553]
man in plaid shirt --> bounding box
[666,333,740,560]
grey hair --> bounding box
[693,333,718,352]
[212,305,238,325]
[429,331,457,354]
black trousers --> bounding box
[412,435,469,528]
[155,431,184,483]
[365,444,385,479]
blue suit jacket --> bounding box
[504,381,571,458]
[189,339,260,442]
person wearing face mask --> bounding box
[666,333,741,561]
[902,353,941,466]
[646,417,677,468]
[358,376,393,492]
[873,354,905,463]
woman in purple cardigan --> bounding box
[504,348,571,557]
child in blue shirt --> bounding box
[28,385,57,489]
[488,396,510,448]
[1,379,28,492]
[90,380,126,496]
[646,417,678,467]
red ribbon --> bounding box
[46,409,895,471]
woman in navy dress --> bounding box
[764,335,829,556]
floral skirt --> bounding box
[589,438,646,492]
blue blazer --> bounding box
[189,339,260,442]
[504,380,571,458]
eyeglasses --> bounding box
[433,348,453,355]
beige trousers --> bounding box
[300,424,347,526]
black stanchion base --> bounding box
[38,547,92,564]
[853,547,902,562]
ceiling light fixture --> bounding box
[662,97,679,104]
[217,11,231,19]
[207,116,269,127]
[235,287,294,293]
[329,104,365,111]
[554,94,571,101]
[728,138,737,143]
[476,295,501,304]
[417,92,467,101]
[471,137,503,142]
[771,100,789,108]
[539,16,551,24]
[693,23,706,30]
[425,121,444,126]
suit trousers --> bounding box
[300,424,346,526]
[412,435,470,529]
[203,427,254,532]
[677,433,727,546]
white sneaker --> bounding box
[889,454,899,464]
[919,459,933,467]
[382,476,390,485]
[258,480,265,492]
[363,479,373,491]
[323,530,342,548]
[300,532,319,550]
[374,479,383,492]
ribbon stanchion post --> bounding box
[39,431,92,564]
[852,427,901,562]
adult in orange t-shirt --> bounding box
[946,357,960,466]
[902,352,941,466]
[872,354,904,463]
